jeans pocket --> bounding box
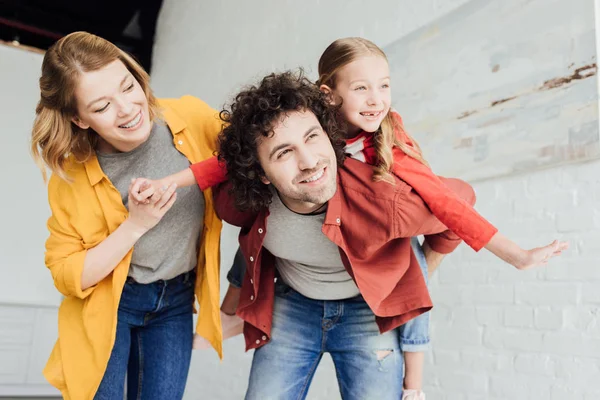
[274,280,296,298]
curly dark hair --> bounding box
[218,70,347,212]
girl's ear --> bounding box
[319,84,336,105]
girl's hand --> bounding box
[125,180,178,234]
[514,240,569,270]
[129,177,170,205]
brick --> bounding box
[582,283,600,303]
[534,308,563,330]
[490,373,553,398]
[433,349,460,367]
[488,374,529,398]
[563,306,600,334]
[431,305,453,324]
[514,354,553,376]
[483,328,543,352]
[474,285,514,305]
[430,284,474,306]
[461,350,512,371]
[542,333,600,357]
[437,370,488,394]
[556,208,596,232]
[551,386,583,400]
[450,306,477,326]
[551,357,600,390]
[487,264,541,283]
[542,258,600,281]
[515,283,579,306]
[434,326,483,349]
[476,307,503,327]
[504,306,534,328]
[437,263,490,285]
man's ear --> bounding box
[71,116,90,130]
[260,175,271,185]
[319,84,336,105]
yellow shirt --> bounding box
[42,96,223,400]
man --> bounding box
[213,71,468,400]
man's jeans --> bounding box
[245,281,404,400]
[229,238,431,354]
[94,270,195,400]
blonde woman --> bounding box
[31,31,223,399]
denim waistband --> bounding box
[126,269,196,286]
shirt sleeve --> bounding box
[189,156,228,191]
[390,147,498,251]
[44,178,96,299]
[212,182,258,228]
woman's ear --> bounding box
[71,116,90,130]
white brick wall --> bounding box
[427,159,600,399]
[149,0,600,399]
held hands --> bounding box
[125,178,177,234]
[513,240,569,270]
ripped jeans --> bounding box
[245,280,403,400]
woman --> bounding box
[31,31,223,399]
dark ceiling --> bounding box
[0,0,163,72]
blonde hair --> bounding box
[317,37,428,183]
[31,31,161,181]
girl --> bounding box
[132,37,566,400]
[31,32,224,399]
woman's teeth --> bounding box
[120,112,142,129]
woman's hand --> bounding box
[125,178,178,234]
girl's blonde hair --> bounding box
[317,37,428,183]
[31,31,161,181]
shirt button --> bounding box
[274,277,278,283]
[178,140,183,145]
[258,228,263,234]
[255,339,260,344]
[250,256,254,262]
[250,295,254,301]
[336,218,341,224]
[250,279,254,284]
[262,335,267,340]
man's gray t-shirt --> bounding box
[97,121,205,283]
[262,190,360,300]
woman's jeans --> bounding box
[94,270,195,400]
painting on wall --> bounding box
[385,0,598,181]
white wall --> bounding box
[0,44,61,397]
[150,1,600,399]
[0,45,60,308]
